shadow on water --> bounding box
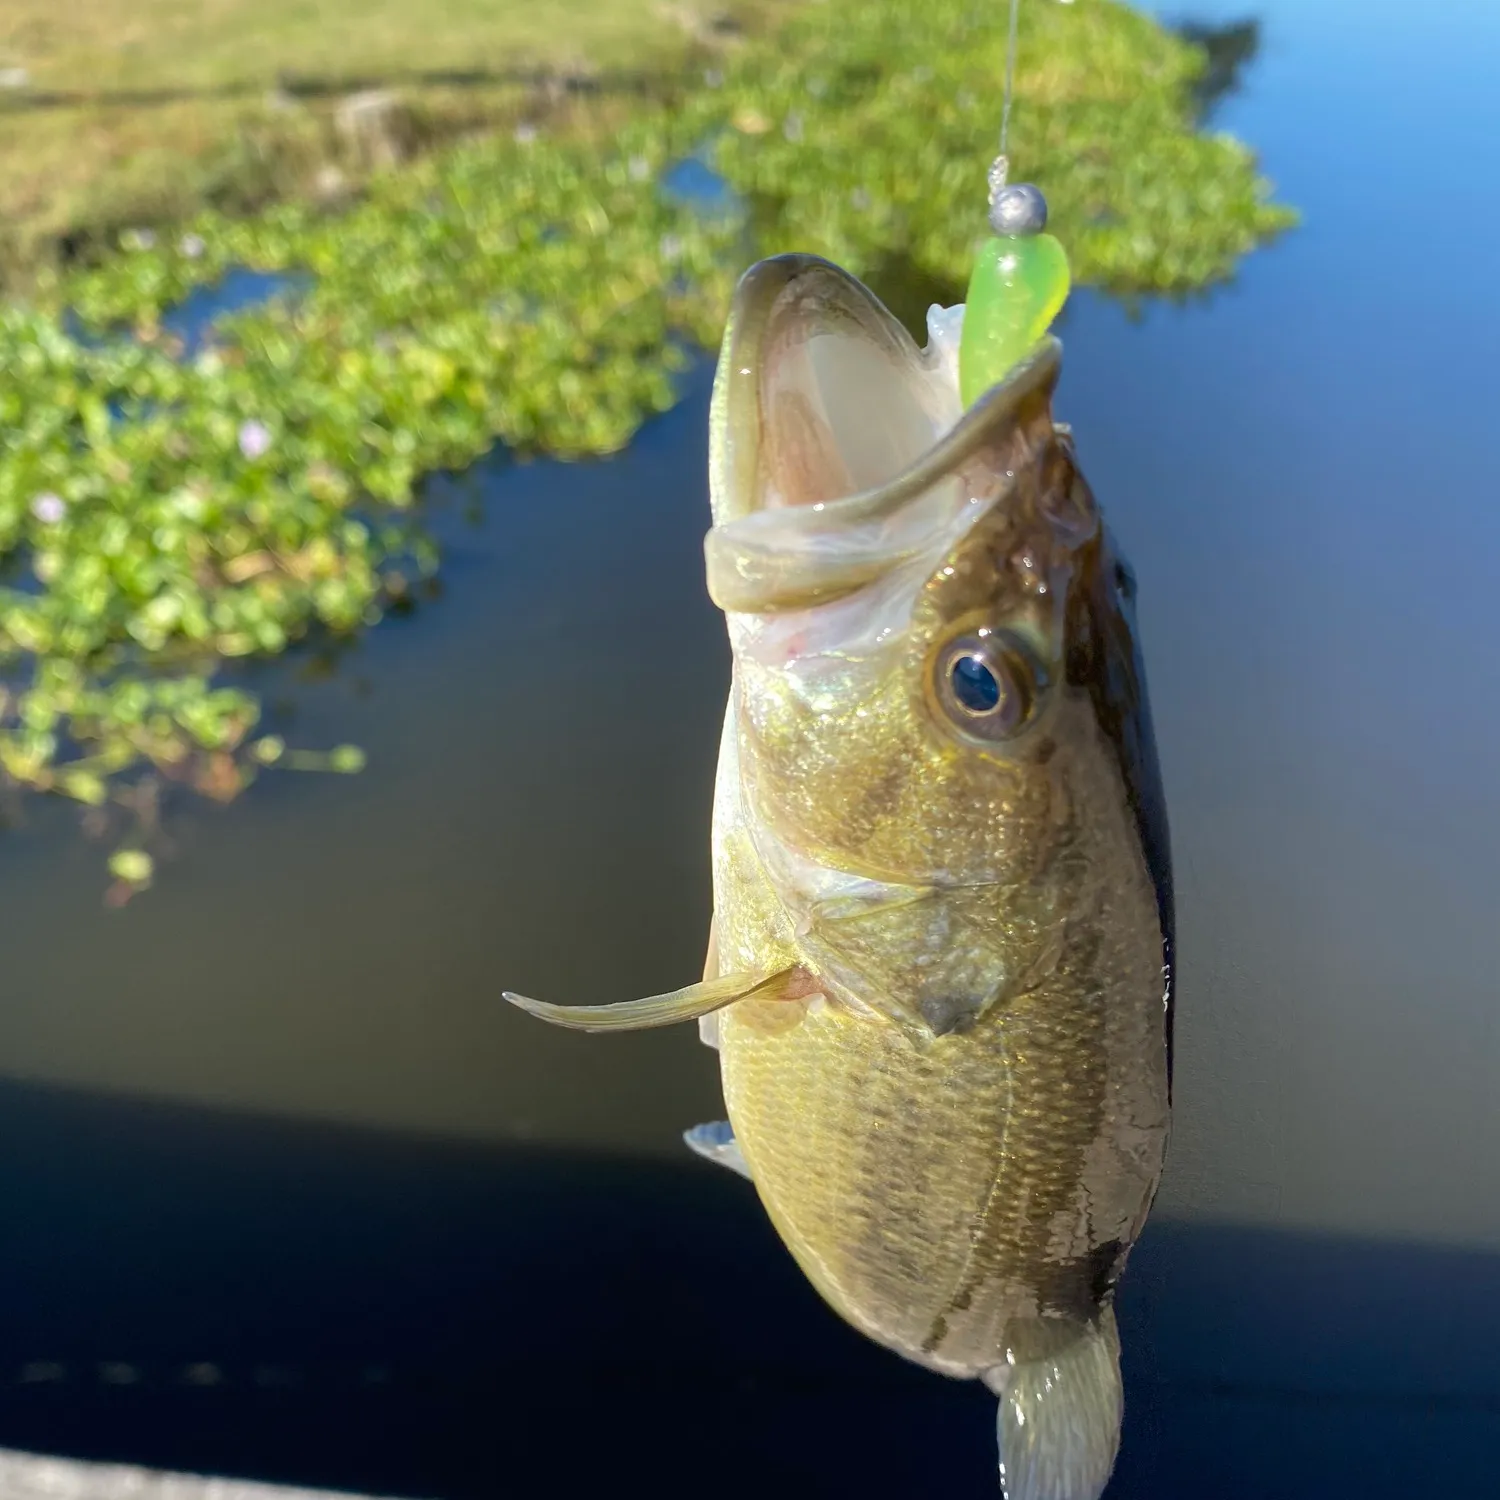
[0,1078,1494,1500]
[1174,17,1264,120]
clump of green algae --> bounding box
[1,0,1295,887]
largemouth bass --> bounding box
[507,254,1174,1500]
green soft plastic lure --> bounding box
[959,173,1072,407]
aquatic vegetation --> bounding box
[0,0,1294,885]
[3,132,739,861]
[695,0,1295,294]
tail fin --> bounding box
[985,1310,1123,1500]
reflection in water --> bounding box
[1176,18,1263,119]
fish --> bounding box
[505,253,1174,1500]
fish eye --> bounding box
[951,654,1001,713]
[931,630,1044,742]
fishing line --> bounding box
[997,0,1023,183]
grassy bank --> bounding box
[0,0,1295,893]
[0,0,794,289]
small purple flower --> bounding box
[238,420,272,460]
[30,492,65,525]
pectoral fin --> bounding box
[503,965,804,1034]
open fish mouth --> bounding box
[705,254,1063,616]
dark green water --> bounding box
[0,1,1495,1494]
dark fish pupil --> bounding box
[951,655,1001,714]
